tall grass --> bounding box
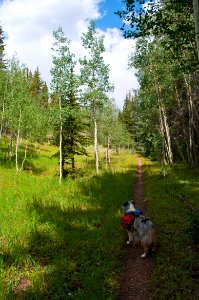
[0,144,137,299]
[144,159,199,299]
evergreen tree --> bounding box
[40,82,49,109]
[30,67,49,108]
[51,26,88,181]
[122,91,134,137]
[30,67,42,99]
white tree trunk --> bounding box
[150,62,173,165]
[105,136,111,168]
[0,79,8,143]
[160,100,173,165]
[93,109,99,174]
[184,74,195,167]
[9,134,13,160]
[159,104,166,176]
[0,101,4,143]
[156,85,173,165]
[16,109,22,175]
[59,95,63,184]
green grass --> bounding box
[0,144,137,299]
[2,142,199,299]
[143,160,199,299]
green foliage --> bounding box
[30,67,49,109]
[50,27,90,172]
[79,20,114,173]
[0,25,6,71]
[120,91,137,142]
[128,35,199,164]
[128,39,169,159]
[117,0,197,69]
[80,20,114,109]
[5,57,48,143]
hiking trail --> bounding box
[119,156,155,300]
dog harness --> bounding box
[120,209,143,230]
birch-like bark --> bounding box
[184,74,195,167]
[0,100,4,143]
[156,86,173,165]
[93,108,99,174]
[59,95,63,184]
[107,136,110,164]
[0,78,8,143]
[16,109,22,174]
[149,59,173,165]
[160,98,173,165]
[159,103,166,176]
[105,136,110,168]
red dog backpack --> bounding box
[120,213,135,230]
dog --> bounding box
[121,200,157,258]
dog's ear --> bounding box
[123,201,129,207]
[131,200,135,205]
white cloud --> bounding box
[0,0,138,109]
[102,28,139,107]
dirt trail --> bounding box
[119,156,155,300]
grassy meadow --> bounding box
[0,143,137,299]
[1,143,199,299]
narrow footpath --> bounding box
[119,156,155,300]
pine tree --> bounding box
[30,67,42,100]
[40,82,49,109]
[62,67,89,172]
[122,91,134,137]
[51,26,89,181]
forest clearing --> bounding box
[0,0,199,299]
[0,143,199,299]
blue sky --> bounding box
[96,0,124,30]
[0,0,139,108]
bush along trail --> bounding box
[119,156,155,300]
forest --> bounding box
[0,21,133,181]
[0,0,199,299]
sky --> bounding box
[0,0,139,109]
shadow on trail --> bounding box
[3,166,137,299]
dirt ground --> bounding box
[119,157,155,300]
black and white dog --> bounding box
[121,200,157,258]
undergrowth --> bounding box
[144,160,199,299]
